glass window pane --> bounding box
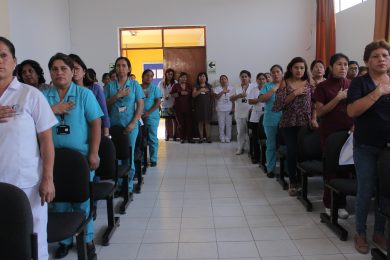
[121,29,162,48]
[340,0,364,11]
[164,28,205,47]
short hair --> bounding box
[68,54,94,86]
[256,73,266,80]
[239,70,251,78]
[115,57,132,77]
[48,53,74,71]
[219,74,228,81]
[310,60,325,71]
[284,57,309,80]
[329,53,349,67]
[0,36,16,59]
[348,60,359,68]
[270,65,283,73]
[102,73,109,81]
[363,40,390,62]
[17,59,46,84]
[179,72,188,78]
[142,69,154,78]
[196,72,209,86]
[109,69,116,77]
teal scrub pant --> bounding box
[264,125,278,173]
[146,120,159,163]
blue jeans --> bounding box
[354,139,389,235]
[282,127,301,184]
[264,125,278,173]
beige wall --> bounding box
[0,0,10,37]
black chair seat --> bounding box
[93,182,115,200]
[299,160,323,175]
[328,179,357,196]
[47,212,85,243]
[118,165,131,177]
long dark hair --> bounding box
[68,54,94,86]
[196,72,210,87]
[164,68,175,86]
[284,57,309,81]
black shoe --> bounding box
[207,139,212,143]
[188,139,194,143]
[267,172,275,178]
[150,162,157,167]
[92,205,97,221]
[87,241,97,260]
[129,192,134,201]
[173,137,177,141]
[54,243,73,259]
[198,139,203,144]
[114,189,123,198]
[133,185,141,194]
[165,137,169,141]
[181,139,185,144]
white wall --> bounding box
[336,0,375,65]
[0,0,10,37]
[7,0,71,80]
[69,0,316,85]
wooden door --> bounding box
[163,47,206,86]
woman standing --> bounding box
[158,68,177,141]
[105,57,144,196]
[171,72,193,143]
[248,73,267,163]
[259,65,283,178]
[310,60,326,87]
[17,59,50,91]
[230,70,253,154]
[273,57,315,196]
[347,40,390,254]
[192,72,213,143]
[69,54,110,136]
[141,69,162,167]
[214,75,233,143]
[313,53,353,219]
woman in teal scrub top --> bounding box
[141,69,162,167]
[105,57,144,194]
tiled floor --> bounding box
[49,139,373,260]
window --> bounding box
[334,0,368,13]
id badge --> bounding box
[118,106,127,113]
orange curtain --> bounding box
[316,0,336,66]
[374,0,390,42]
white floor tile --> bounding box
[178,242,218,259]
[217,241,260,258]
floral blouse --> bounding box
[272,82,314,128]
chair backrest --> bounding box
[0,182,35,260]
[110,125,131,160]
[53,148,90,203]
[377,148,390,197]
[95,136,117,180]
[323,131,354,175]
[297,126,322,162]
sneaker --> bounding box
[288,184,297,196]
[235,149,243,155]
[225,139,231,143]
[87,241,97,260]
[373,233,388,251]
[266,172,275,178]
[325,207,331,216]
[338,208,349,219]
[220,139,225,143]
[354,234,369,254]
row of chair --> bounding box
[249,120,389,259]
[0,125,149,260]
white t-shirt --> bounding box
[158,80,177,109]
[0,78,58,188]
[233,84,254,119]
[247,86,265,122]
[214,86,233,112]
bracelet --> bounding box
[368,93,378,102]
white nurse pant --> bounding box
[235,117,248,151]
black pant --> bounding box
[281,126,301,185]
[248,122,260,162]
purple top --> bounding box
[272,82,314,128]
[88,84,110,128]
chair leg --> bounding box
[320,190,348,241]
[31,233,38,260]
[76,229,88,260]
[297,171,312,212]
[277,157,288,190]
[142,147,148,174]
[371,248,387,260]
[102,195,120,246]
[120,176,131,214]
[134,160,143,194]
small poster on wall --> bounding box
[207,60,216,73]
